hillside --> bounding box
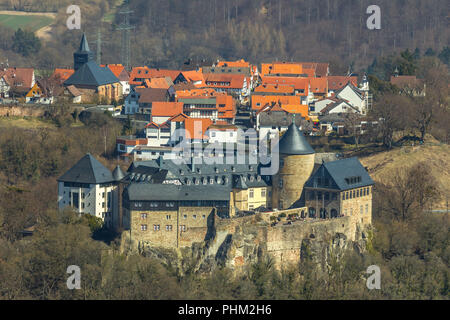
[360,142,450,210]
[0,0,448,72]
[0,10,55,34]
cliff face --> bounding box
[135,213,370,275]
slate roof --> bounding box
[78,33,90,52]
[125,157,271,190]
[58,154,114,184]
[64,61,120,87]
[277,121,315,155]
[125,184,230,201]
[305,157,374,191]
[112,165,126,182]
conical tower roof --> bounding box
[112,165,126,182]
[278,121,315,155]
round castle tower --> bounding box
[272,121,315,210]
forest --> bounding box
[0,0,448,74]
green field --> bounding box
[0,14,54,32]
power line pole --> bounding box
[117,0,135,71]
[90,28,108,65]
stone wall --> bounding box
[211,213,366,271]
[0,105,46,117]
[128,206,214,250]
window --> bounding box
[102,202,105,208]
[141,225,147,231]
[249,189,254,198]
[261,189,266,197]
[153,225,160,231]
[202,215,206,219]
[141,213,148,219]
[367,187,370,195]
[193,215,197,219]
[365,204,369,213]
[183,214,187,219]
[346,192,349,200]
[166,215,171,220]
[166,225,173,231]
[180,225,187,232]
[356,190,360,197]
[360,205,363,215]
[102,192,105,198]
[279,179,283,188]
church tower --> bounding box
[74,33,94,71]
[272,118,315,210]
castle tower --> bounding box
[272,119,315,210]
[74,33,94,71]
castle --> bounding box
[58,123,374,256]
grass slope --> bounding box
[361,142,450,210]
[0,14,53,32]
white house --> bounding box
[333,80,369,115]
[206,124,239,144]
[124,87,140,115]
[57,154,124,229]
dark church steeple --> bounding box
[74,33,94,71]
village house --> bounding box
[0,67,35,98]
[129,67,181,87]
[178,94,235,123]
[256,103,310,140]
[123,87,170,116]
[25,79,62,104]
[150,102,184,124]
[390,70,426,96]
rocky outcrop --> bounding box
[131,213,370,275]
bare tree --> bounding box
[343,113,362,148]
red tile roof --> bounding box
[204,73,248,89]
[184,118,213,140]
[129,67,181,85]
[51,68,75,84]
[216,59,250,68]
[151,102,184,118]
[327,76,358,91]
[254,83,295,94]
[261,76,309,93]
[1,67,34,89]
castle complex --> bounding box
[58,123,374,255]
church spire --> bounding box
[79,33,90,52]
[74,33,94,70]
